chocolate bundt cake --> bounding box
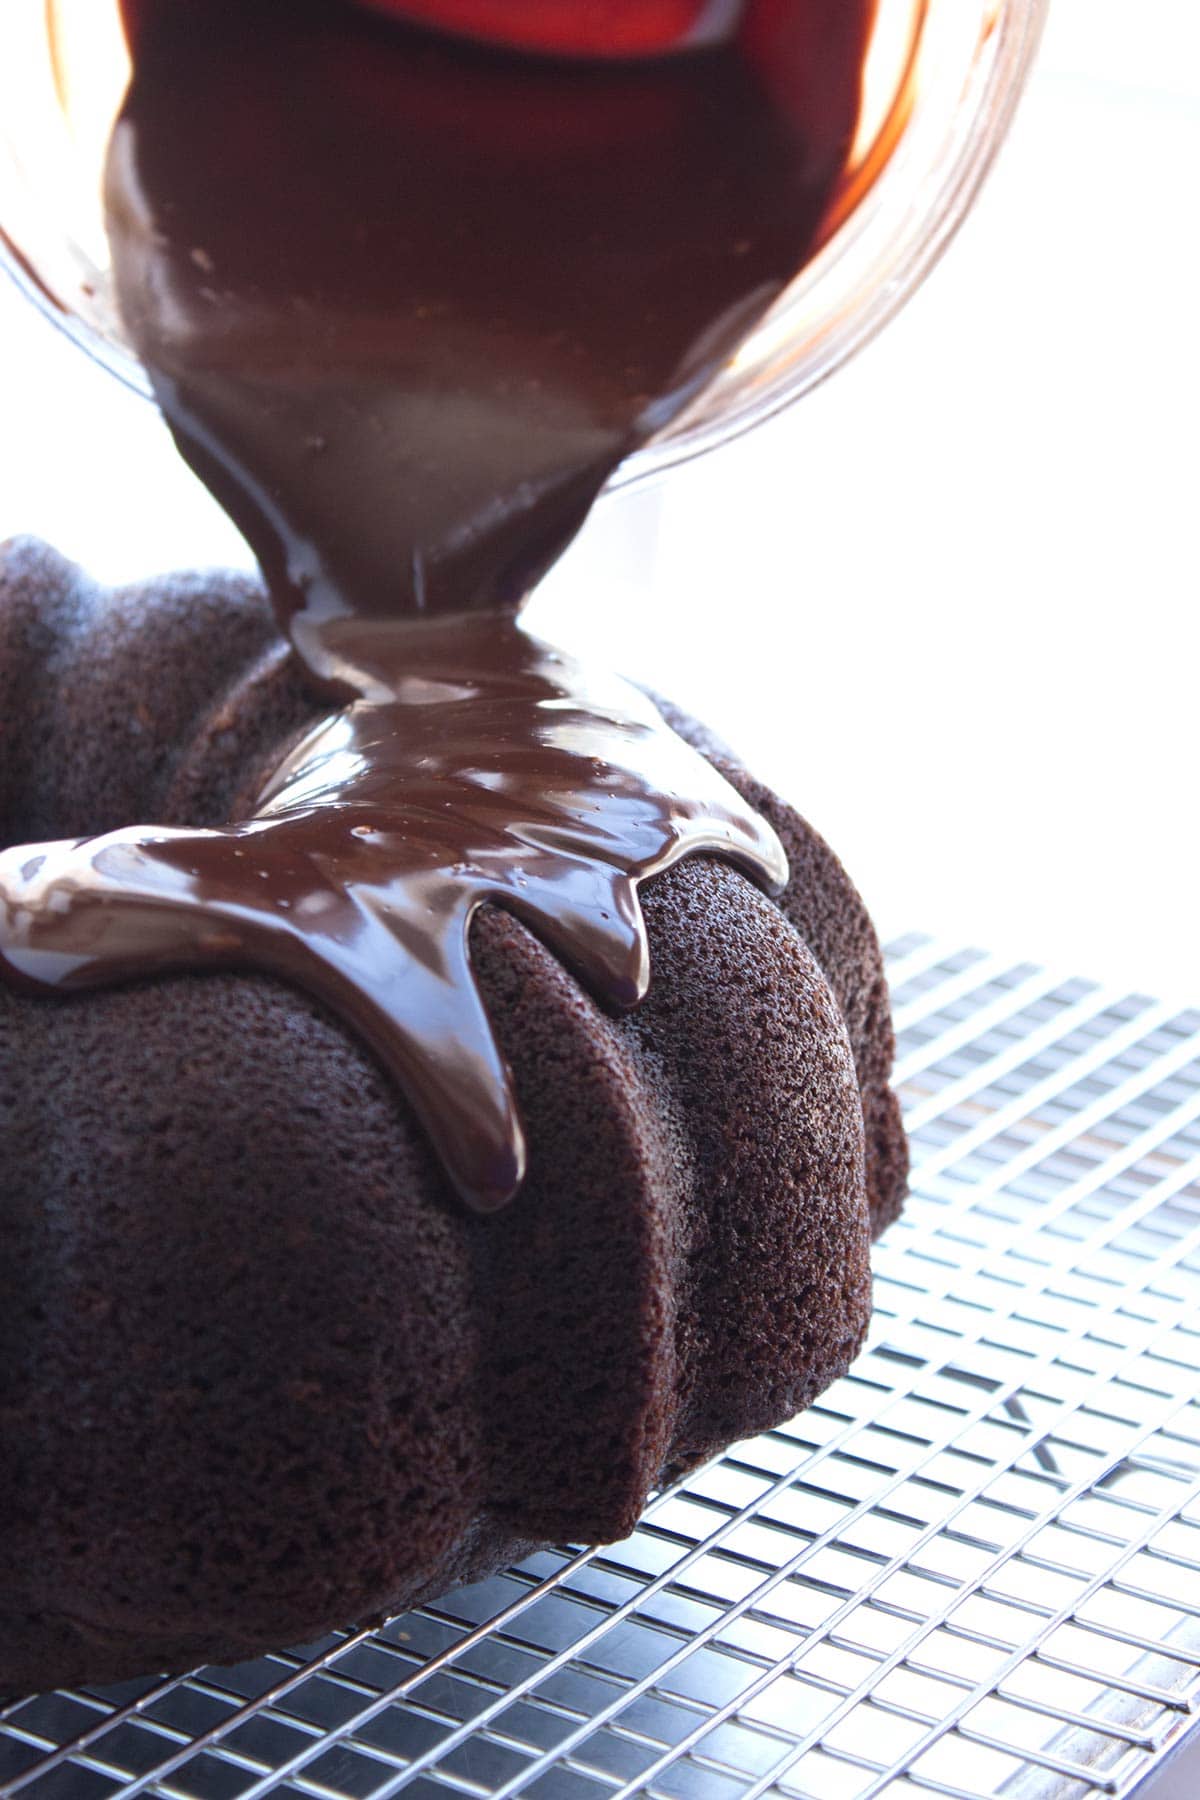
[0,538,905,1693]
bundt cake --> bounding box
[0,0,908,1698]
[0,537,905,1693]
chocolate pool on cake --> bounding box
[0,0,907,1692]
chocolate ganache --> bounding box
[0,619,786,1207]
[0,0,874,1207]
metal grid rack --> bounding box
[4,934,1200,1800]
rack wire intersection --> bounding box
[4,936,1200,1799]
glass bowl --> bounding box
[0,0,1049,488]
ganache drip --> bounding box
[104,0,875,679]
[0,0,876,1207]
[0,617,786,1209]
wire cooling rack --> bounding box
[4,935,1200,1800]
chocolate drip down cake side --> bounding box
[0,0,907,1693]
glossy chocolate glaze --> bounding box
[0,618,786,1206]
[0,0,872,1207]
[109,0,873,687]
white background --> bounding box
[2,0,1197,998]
